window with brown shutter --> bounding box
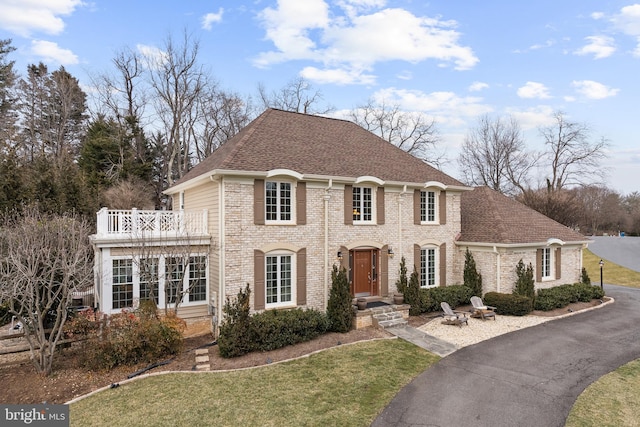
[439,191,447,225]
[439,242,447,287]
[254,249,265,310]
[297,248,306,305]
[296,182,307,225]
[413,190,421,225]
[344,185,353,225]
[555,247,562,280]
[377,187,385,225]
[536,249,543,282]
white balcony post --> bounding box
[97,207,109,236]
[131,208,138,236]
[202,209,208,234]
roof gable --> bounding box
[171,109,462,188]
[460,186,587,244]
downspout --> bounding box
[398,185,407,259]
[213,175,225,326]
[493,246,500,293]
[323,179,332,309]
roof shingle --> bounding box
[459,186,587,244]
[172,109,463,188]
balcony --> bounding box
[94,208,209,241]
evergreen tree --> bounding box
[513,259,535,300]
[405,266,422,316]
[326,265,354,332]
[581,267,591,285]
[463,248,483,296]
[395,256,408,295]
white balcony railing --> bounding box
[95,208,208,238]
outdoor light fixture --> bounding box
[599,259,604,291]
[387,248,395,258]
[337,251,343,260]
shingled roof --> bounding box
[459,186,588,245]
[172,109,463,188]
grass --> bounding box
[583,249,640,288]
[566,359,640,426]
[69,339,439,427]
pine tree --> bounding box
[395,256,408,295]
[405,266,422,316]
[463,248,483,296]
[513,259,535,299]
[326,265,354,332]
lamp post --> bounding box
[599,259,604,291]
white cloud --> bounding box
[574,35,616,59]
[300,66,376,85]
[571,80,619,99]
[255,1,478,84]
[506,106,556,130]
[30,40,78,65]
[468,81,488,92]
[136,44,167,69]
[202,8,224,30]
[517,82,551,99]
[591,12,605,20]
[0,0,83,37]
[611,4,640,56]
[396,70,413,80]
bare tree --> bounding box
[0,209,93,375]
[516,187,583,228]
[147,30,211,185]
[458,114,537,195]
[348,98,444,167]
[257,76,334,115]
[540,111,609,192]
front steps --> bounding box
[353,298,409,329]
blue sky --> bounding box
[0,0,638,195]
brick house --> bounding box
[90,109,589,321]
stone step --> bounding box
[376,318,408,329]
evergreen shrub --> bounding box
[326,265,354,332]
[483,292,533,316]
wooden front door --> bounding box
[352,249,378,297]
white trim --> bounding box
[355,175,384,186]
[266,169,304,180]
[264,251,297,309]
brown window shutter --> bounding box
[439,242,447,287]
[414,244,421,273]
[536,249,543,282]
[555,247,562,280]
[254,179,265,225]
[380,246,389,296]
[377,187,385,225]
[296,182,306,225]
[439,191,447,224]
[344,185,353,225]
[414,190,421,225]
[254,250,265,310]
[297,248,307,305]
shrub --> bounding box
[405,267,422,316]
[484,292,533,316]
[463,249,483,296]
[0,302,10,326]
[81,311,185,370]
[326,265,354,332]
[218,284,252,358]
[413,285,474,314]
[534,283,605,311]
[513,259,535,300]
[249,309,328,352]
[395,256,409,295]
[580,267,591,285]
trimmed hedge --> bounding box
[484,292,533,316]
[417,285,474,314]
[219,307,329,358]
[534,283,605,311]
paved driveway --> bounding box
[372,285,640,427]
[589,236,640,273]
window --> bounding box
[420,191,436,223]
[353,186,373,222]
[266,254,293,307]
[139,258,159,304]
[266,181,292,222]
[165,257,184,304]
[541,247,552,279]
[112,259,133,309]
[188,256,207,302]
[420,247,438,288]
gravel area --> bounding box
[418,315,551,348]
[417,298,612,349]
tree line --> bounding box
[0,33,636,235]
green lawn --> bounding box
[583,249,640,288]
[70,339,438,427]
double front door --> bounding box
[351,249,378,297]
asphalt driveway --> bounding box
[372,285,640,427]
